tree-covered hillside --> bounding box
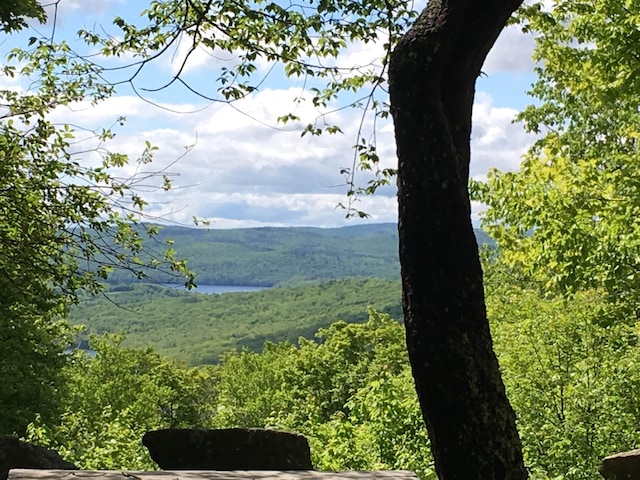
[69,278,403,364]
[108,223,492,286]
[72,223,491,365]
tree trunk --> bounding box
[388,1,526,479]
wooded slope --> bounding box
[70,279,403,365]
[107,223,491,286]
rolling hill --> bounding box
[107,222,491,286]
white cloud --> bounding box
[40,83,534,228]
[470,92,534,178]
[163,33,251,77]
[39,86,387,227]
[330,36,386,72]
[469,92,535,224]
[0,71,23,92]
[114,88,531,228]
[40,0,122,27]
[484,24,537,74]
[138,188,397,228]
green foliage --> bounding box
[28,290,640,478]
[488,285,640,479]
[468,3,640,474]
[471,0,640,311]
[24,310,436,476]
[105,223,491,287]
[0,0,44,32]
[212,341,299,427]
[108,223,403,286]
[309,368,432,478]
[68,278,403,365]
[0,310,73,435]
[26,335,217,469]
[211,310,436,479]
[0,3,192,435]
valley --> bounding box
[70,223,491,364]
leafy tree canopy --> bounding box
[0,0,193,435]
[0,0,44,32]
[31,297,640,479]
[472,0,640,313]
[26,334,218,469]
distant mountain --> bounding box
[108,223,492,287]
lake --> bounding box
[161,283,269,294]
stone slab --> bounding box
[599,449,640,479]
[142,428,312,470]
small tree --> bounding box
[0,2,192,435]
[474,1,640,314]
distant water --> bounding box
[161,283,268,295]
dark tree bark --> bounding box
[388,1,526,479]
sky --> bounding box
[3,0,539,229]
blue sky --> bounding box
[2,0,539,228]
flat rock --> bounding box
[600,449,640,479]
[0,436,76,480]
[143,428,313,470]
